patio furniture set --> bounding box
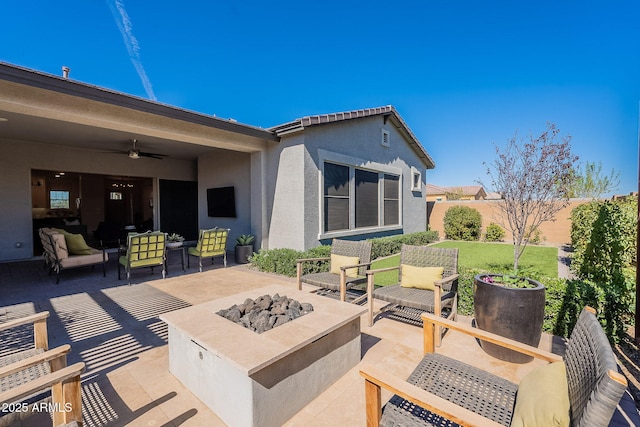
[4,237,638,426]
[38,227,230,285]
[297,240,459,343]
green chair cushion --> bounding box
[119,255,163,268]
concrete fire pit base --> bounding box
[160,284,366,427]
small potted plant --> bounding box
[166,233,185,248]
[234,234,255,264]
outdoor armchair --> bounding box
[360,307,631,427]
[366,245,458,344]
[118,231,167,285]
[0,311,85,426]
[297,239,372,302]
[187,228,230,272]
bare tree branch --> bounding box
[481,123,578,270]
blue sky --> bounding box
[2,1,639,196]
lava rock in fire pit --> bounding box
[216,293,314,334]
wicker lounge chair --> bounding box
[360,307,629,427]
[296,239,372,302]
[0,311,85,426]
[366,245,458,344]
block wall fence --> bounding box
[427,199,591,245]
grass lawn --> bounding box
[370,241,558,285]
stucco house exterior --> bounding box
[0,61,434,262]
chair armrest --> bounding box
[0,362,85,405]
[420,312,562,362]
[360,364,504,427]
[0,344,71,378]
[434,273,459,286]
[340,262,371,271]
[296,257,330,264]
[366,266,400,276]
[0,312,49,332]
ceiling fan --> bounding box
[123,139,167,160]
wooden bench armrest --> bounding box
[0,312,49,332]
[0,361,85,406]
[360,364,504,427]
[0,345,71,378]
[420,312,562,362]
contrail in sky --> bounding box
[106,0,157,101]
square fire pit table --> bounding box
[160,284,366,427]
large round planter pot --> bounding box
[235,245,253,264]
[473,274,545,364]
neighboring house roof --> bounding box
[270,105,435,169]
[425,184,447,195]
[485,191,503,200]
[454,186,487,198]
[426,185,487,198]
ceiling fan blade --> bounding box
[139,151,167,159]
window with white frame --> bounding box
[323,161,400,233]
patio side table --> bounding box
[166,245,186,274]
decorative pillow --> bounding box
[51,233,69,260]
[510,361,570,427]
[400,265,444,290]
[63,232,94,255]
[330,254,360,278]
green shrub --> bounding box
[527,227,545,245]
[443,206,482,241]
[369,230,439,259]
[250,231,439,276]
[569,197,637,341]
[484,223,505,242]
[571,197,637,277]
[249,246,331,277]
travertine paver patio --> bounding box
[0,254,563,426]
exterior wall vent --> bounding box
[381,129,390,147]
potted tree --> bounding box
[473,123,576,363]
[234,234,255,264]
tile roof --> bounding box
[270,105,435,169]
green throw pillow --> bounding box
[64,232,93,255]
[510,361,570,427]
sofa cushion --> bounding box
[60,248,105,268]
[51,232,69,260]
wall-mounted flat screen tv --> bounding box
[207,186,236,218]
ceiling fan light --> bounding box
[128,150,140,159]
